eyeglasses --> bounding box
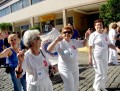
[63,31,72,34]
[34,36,41,40]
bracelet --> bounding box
[16,70,23,74]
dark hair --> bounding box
[62,26,73,34]
[8,31,11,35]
[94,19,103,26]
[12,32,16,34]
[103,26,108,29]
[21,30,27,37]
[112,23,118,29]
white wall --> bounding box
[0,0,106,23]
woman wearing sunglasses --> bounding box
[47,26,89,91]
[16,30,55,91]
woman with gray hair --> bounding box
[15,30,55,91]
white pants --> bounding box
[59,69,79,91]
[93,57,108,90]
[109,48,118,64]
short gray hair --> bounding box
[23,29,40,48]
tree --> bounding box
[30,26,41,31]
[99,0,120,26]
[0,22,12,32]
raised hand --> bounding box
[17,50,25,64]
[55,35,63,43]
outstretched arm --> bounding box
[47,35,63,52]
[0,48,10,58]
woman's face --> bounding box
[94,22,103,33]
[62,29,72,41]
[9,36,18,47]
[31,34,41,48]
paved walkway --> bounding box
[0,51,120,91]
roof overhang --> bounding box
[0,0,106,23]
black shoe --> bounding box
[117,52,120,55]
[108,62,115,66]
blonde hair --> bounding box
[8,34,18,43]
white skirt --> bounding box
[27,78,53,91]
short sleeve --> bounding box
[72,39,83,48]
[88,33,95,46]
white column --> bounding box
[30,17,34,27]
[63,9,67,27]
[29,0,32,5]
[12,22,15,32]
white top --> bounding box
[89,31,110,58]
[108,29,116,45]
[22,49,50,85]
[54,39,83,72]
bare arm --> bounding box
[114,36,120,41]
[0,48,10,58]
[47,35,63,52]
[88,46,93,65]
[108,44,116,50]
[15,50,24,78]
[82,31,89,47]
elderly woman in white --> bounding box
[15,30,54,91]
[88,19,116,91]
[47,26,89,91]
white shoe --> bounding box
[100,88,108,91]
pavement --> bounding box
[0,47,120,91]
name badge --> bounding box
[69,49,76,58]
[36,68,45,80]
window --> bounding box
[21,25,29,30]
[56,18,63,25]
[31,0,38,4]
[11,1,22,13]
[67,17,73,24]
[21,0,29,8]
[31,0,44,5]
[10,0,30,13]
[0,6,10,17]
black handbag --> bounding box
[5,65,12,73]
[49,65,54,78]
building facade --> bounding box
[0,0,106,33]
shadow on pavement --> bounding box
[50,73,63,85]
[79,64,92,73]
[107,88,120,91]
[79,76,85,80]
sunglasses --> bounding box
[34,36,41,40]
[63,31,72,34]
